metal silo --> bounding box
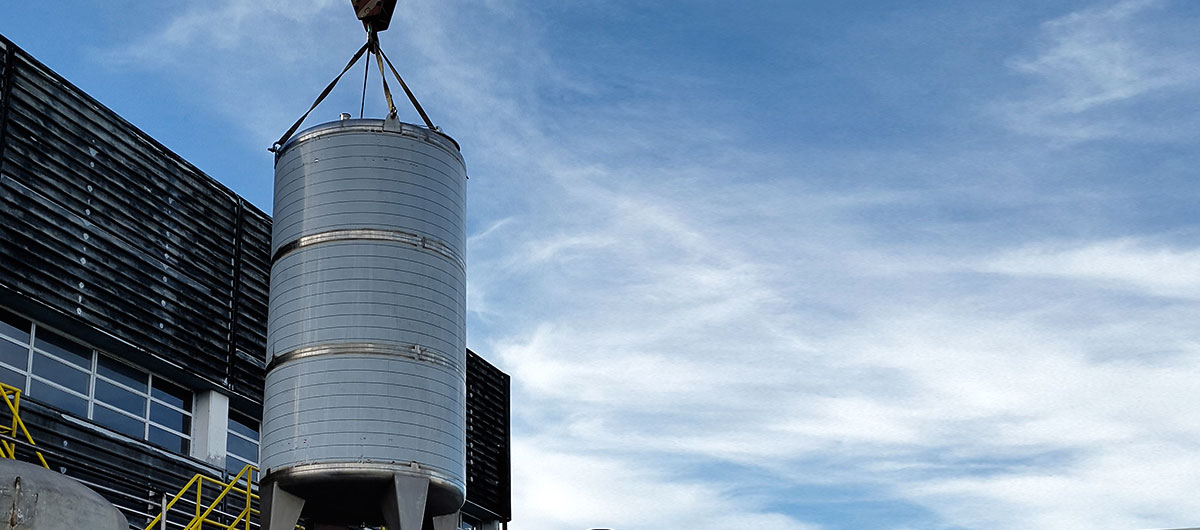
[261,116,467,530]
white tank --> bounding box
[261,117,466,530]
[0,459,129,529]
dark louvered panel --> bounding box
[0,39,13,170]
[229,202,271,398]
[465,349,512,521]
[0,35,248,397]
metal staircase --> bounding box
[144,464,260,530]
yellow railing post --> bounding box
[0,383,48,469]
[147,465,266,530]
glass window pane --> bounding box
[228,412,259,441]
[0,339,28,372]
[94,405,145,439]
[226,433,258,462]
[148,425,187,453]
[151,379,190,411]
[33,329,90,368]
[31,353,88,394]
[225,455,252,477]
[150,402,190,434]
[0,365,24,391]
[0,310,30,344]
[97,356,147,393]
[29,380,87,417]
[95,379,146,417]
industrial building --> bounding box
[0,32,510,529]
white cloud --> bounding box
[511,440,818,530]
[981,238,1200,298]
[997,0,1200,142]
[107,2,1200,529]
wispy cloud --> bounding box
[105,1,1200,529]
[982,238,1200,298]
[997,0,1200,142]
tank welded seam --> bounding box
[272,197,465,239]
[264,367,464,396]
[275,142,464,179]
[262,377,465,407]
[276,157,463,196]
[267,301,462,335]
[278,133,464,167]
[261,399,465,426]
[283,124,463,161]
[266,302,461,338]
[262,387,463,413]
[274,166,463,210]
[266,291,463,327]
[260,421,465,449]
[263,380,464,408]
[274,178,465,226]
[275,160,464,205]
[281,124,463,162]
[269,257,465,297]
[267,341,461,372]
[271,228,464,268]
[269,259,465,301]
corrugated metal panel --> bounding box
[0,35,271,403]
[465,349,512,521]
[229,202,271,398]
[0,38,12,151]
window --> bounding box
[226,411,259,476]
[0,308,193,454]
[0,310,32,390]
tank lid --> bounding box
[277,116,461,159]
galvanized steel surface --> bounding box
[0,459,129,530]
[262,118,467,511]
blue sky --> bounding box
[5,1,1200,529]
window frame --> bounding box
[0,310,194,454]
[226,411,260,475]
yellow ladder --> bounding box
[145,464,259,530]
[0,382,49,469]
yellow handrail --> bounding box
[144,464,259,530]
[0,382,49,469]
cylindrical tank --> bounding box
[261,117,466,526]
[0,459,129,529]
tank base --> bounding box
[262,481,306,530]
[260,471,461,530]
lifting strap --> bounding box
[370,31,398,118]
[270,41,370,152]
[379,46,437,131]
[270,27,440,153]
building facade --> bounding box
[0,34,510,529]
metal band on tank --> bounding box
[268,341,463,373]
[272,228,464,269]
